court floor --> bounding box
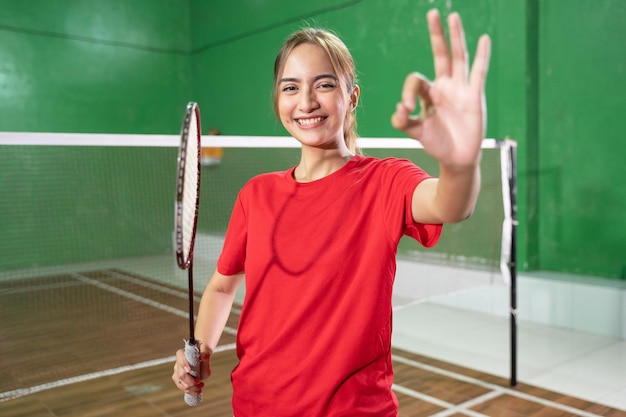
[1,264,625,416]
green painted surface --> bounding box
[0,1,191,269]
[0,0,192,133]
[537,0,626,278]
[1,0,624,279]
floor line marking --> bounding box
[428,390,503,417]
[104,269,202,302]
[392,354,605,417]
[5,272,608,416]
[0,280,83,295]
[71,273,237,336]
[72,273,190,318]
[391,383,457,410]
[0,344,236,402]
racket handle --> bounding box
[183,339,203,406]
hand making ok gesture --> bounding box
[391,9,491,169]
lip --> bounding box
[295,115,327,127]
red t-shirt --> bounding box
[217,155,442,417]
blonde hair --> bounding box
[273,28,358,152]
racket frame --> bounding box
[174,102,204,407]
[175,102,202,273]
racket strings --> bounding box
[181,117,199,258]
[176,105,201,267]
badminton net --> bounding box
[0,132,517,398]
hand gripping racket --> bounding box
[175,102,203,406]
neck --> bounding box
[294,147,354,182]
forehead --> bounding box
[281,43,336,78]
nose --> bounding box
[298,87,320,112]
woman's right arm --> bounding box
[172,269,244,395]
[195,269,244,355]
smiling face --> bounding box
[277,42,355,150]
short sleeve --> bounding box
[216,191,248,276]
[378,158,442,248]
[404,205,443,248]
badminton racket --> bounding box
[175,101,203,406]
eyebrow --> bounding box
[279,74,338,84]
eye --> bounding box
[317,82,336,90]
[281,85,297,93]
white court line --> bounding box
[390,383,493,417]
[0,269,238,403]
[104,269,202,303]
[103,269,242,322]
[0,280,83,295]
[391,375,498,417]
[393,355,606,417]
[70,272,237,336]
[0,343,236,402]
[428,390,503,417]
[2,270,604,416]
[391,383,461,412]
[72,273,190,319]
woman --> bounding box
[173,9,491,416]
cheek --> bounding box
[277,99,296,129]
[277,96,293,114]
[334,101,350,122]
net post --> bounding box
[507,140,518,387]
[496,139,518,387]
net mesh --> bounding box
[0,133,515,400]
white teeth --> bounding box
[297,117,324,126]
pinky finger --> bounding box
[469,34,492,91]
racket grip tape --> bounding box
[183,339,203,406]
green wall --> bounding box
[190,0,626,279]
[1,0,624,279]
[0,0,193,133]
[190,0,502,137]
[537,0,626,278]
[0,0,191,270]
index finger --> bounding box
[390,72,434,132]
[401,72,433,112]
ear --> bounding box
[350,85,360,111]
